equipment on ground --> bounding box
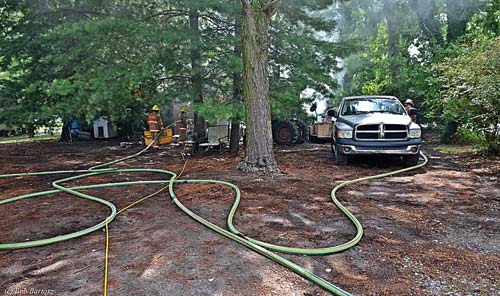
[308,103,334,144]
[144,129,172,146]
[69,120,92,141]
[198,124,230,152]
[309,122,333,143]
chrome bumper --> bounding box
[339,144,420,155]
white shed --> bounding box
[93,117,117,139]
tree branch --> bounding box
[264,0,282,17]
[156,75,191,82]
[146,9,189,21]
[200,14,234,27]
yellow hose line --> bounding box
[116,160,188,215]
[174,160,189,182]
[103,159,189,295]
[116,186,168,215]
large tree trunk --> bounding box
[25,123,35,138]
[189,6,206,141]
[59,119,71,142]
[237,0,281,172]
[230,11,243,154]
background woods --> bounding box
[0,0,499,154]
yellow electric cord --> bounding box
[103,160,189,296]
[116,159,189,215]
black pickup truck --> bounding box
[328,96,421,166]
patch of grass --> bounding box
[435,145,474,154]
[0,134,59,144]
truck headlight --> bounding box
[337,130,353,138]
[409,128,421,138]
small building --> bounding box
[93,117,117,139]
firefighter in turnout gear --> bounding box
[147,105,164,148]
[404,99,417,123]
[176,106,188,144]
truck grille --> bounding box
[355,124,407,141]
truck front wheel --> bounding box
[335,144,349,165]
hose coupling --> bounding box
[234,231,246,238]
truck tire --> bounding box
[272,120,299,145]
[334,144,349,165]
[403,154,420,166]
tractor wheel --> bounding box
[272,120,299,145]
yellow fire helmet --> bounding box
[152,105,160,111]
[181,106,188,113]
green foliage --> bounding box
[338,0,425,100]
[0,0,351,137]
[435,144,475,154]
[194,97,244,123]
[335,0,499,155]
[436,35,500,154]
[270,1,355,118]
[4,0,495,155]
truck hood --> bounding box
[339,113,411,127]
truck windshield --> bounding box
[341,98,405,116]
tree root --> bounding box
[237,157,278,173]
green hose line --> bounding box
[0,129,168,249]
[227,152,429,255]
[0,169,175,250]
[171,180,352,296]
[0,168,351,295]
[0,135,428,296]
[90,121,178,170]
[0,169,117,179]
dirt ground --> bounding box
[0,139,499,296]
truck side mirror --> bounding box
[309,102,317,112]
[408,108,418,116]
[327,109,338,118]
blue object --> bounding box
[70,120,80,137]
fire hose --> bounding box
[0,133,428,295]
